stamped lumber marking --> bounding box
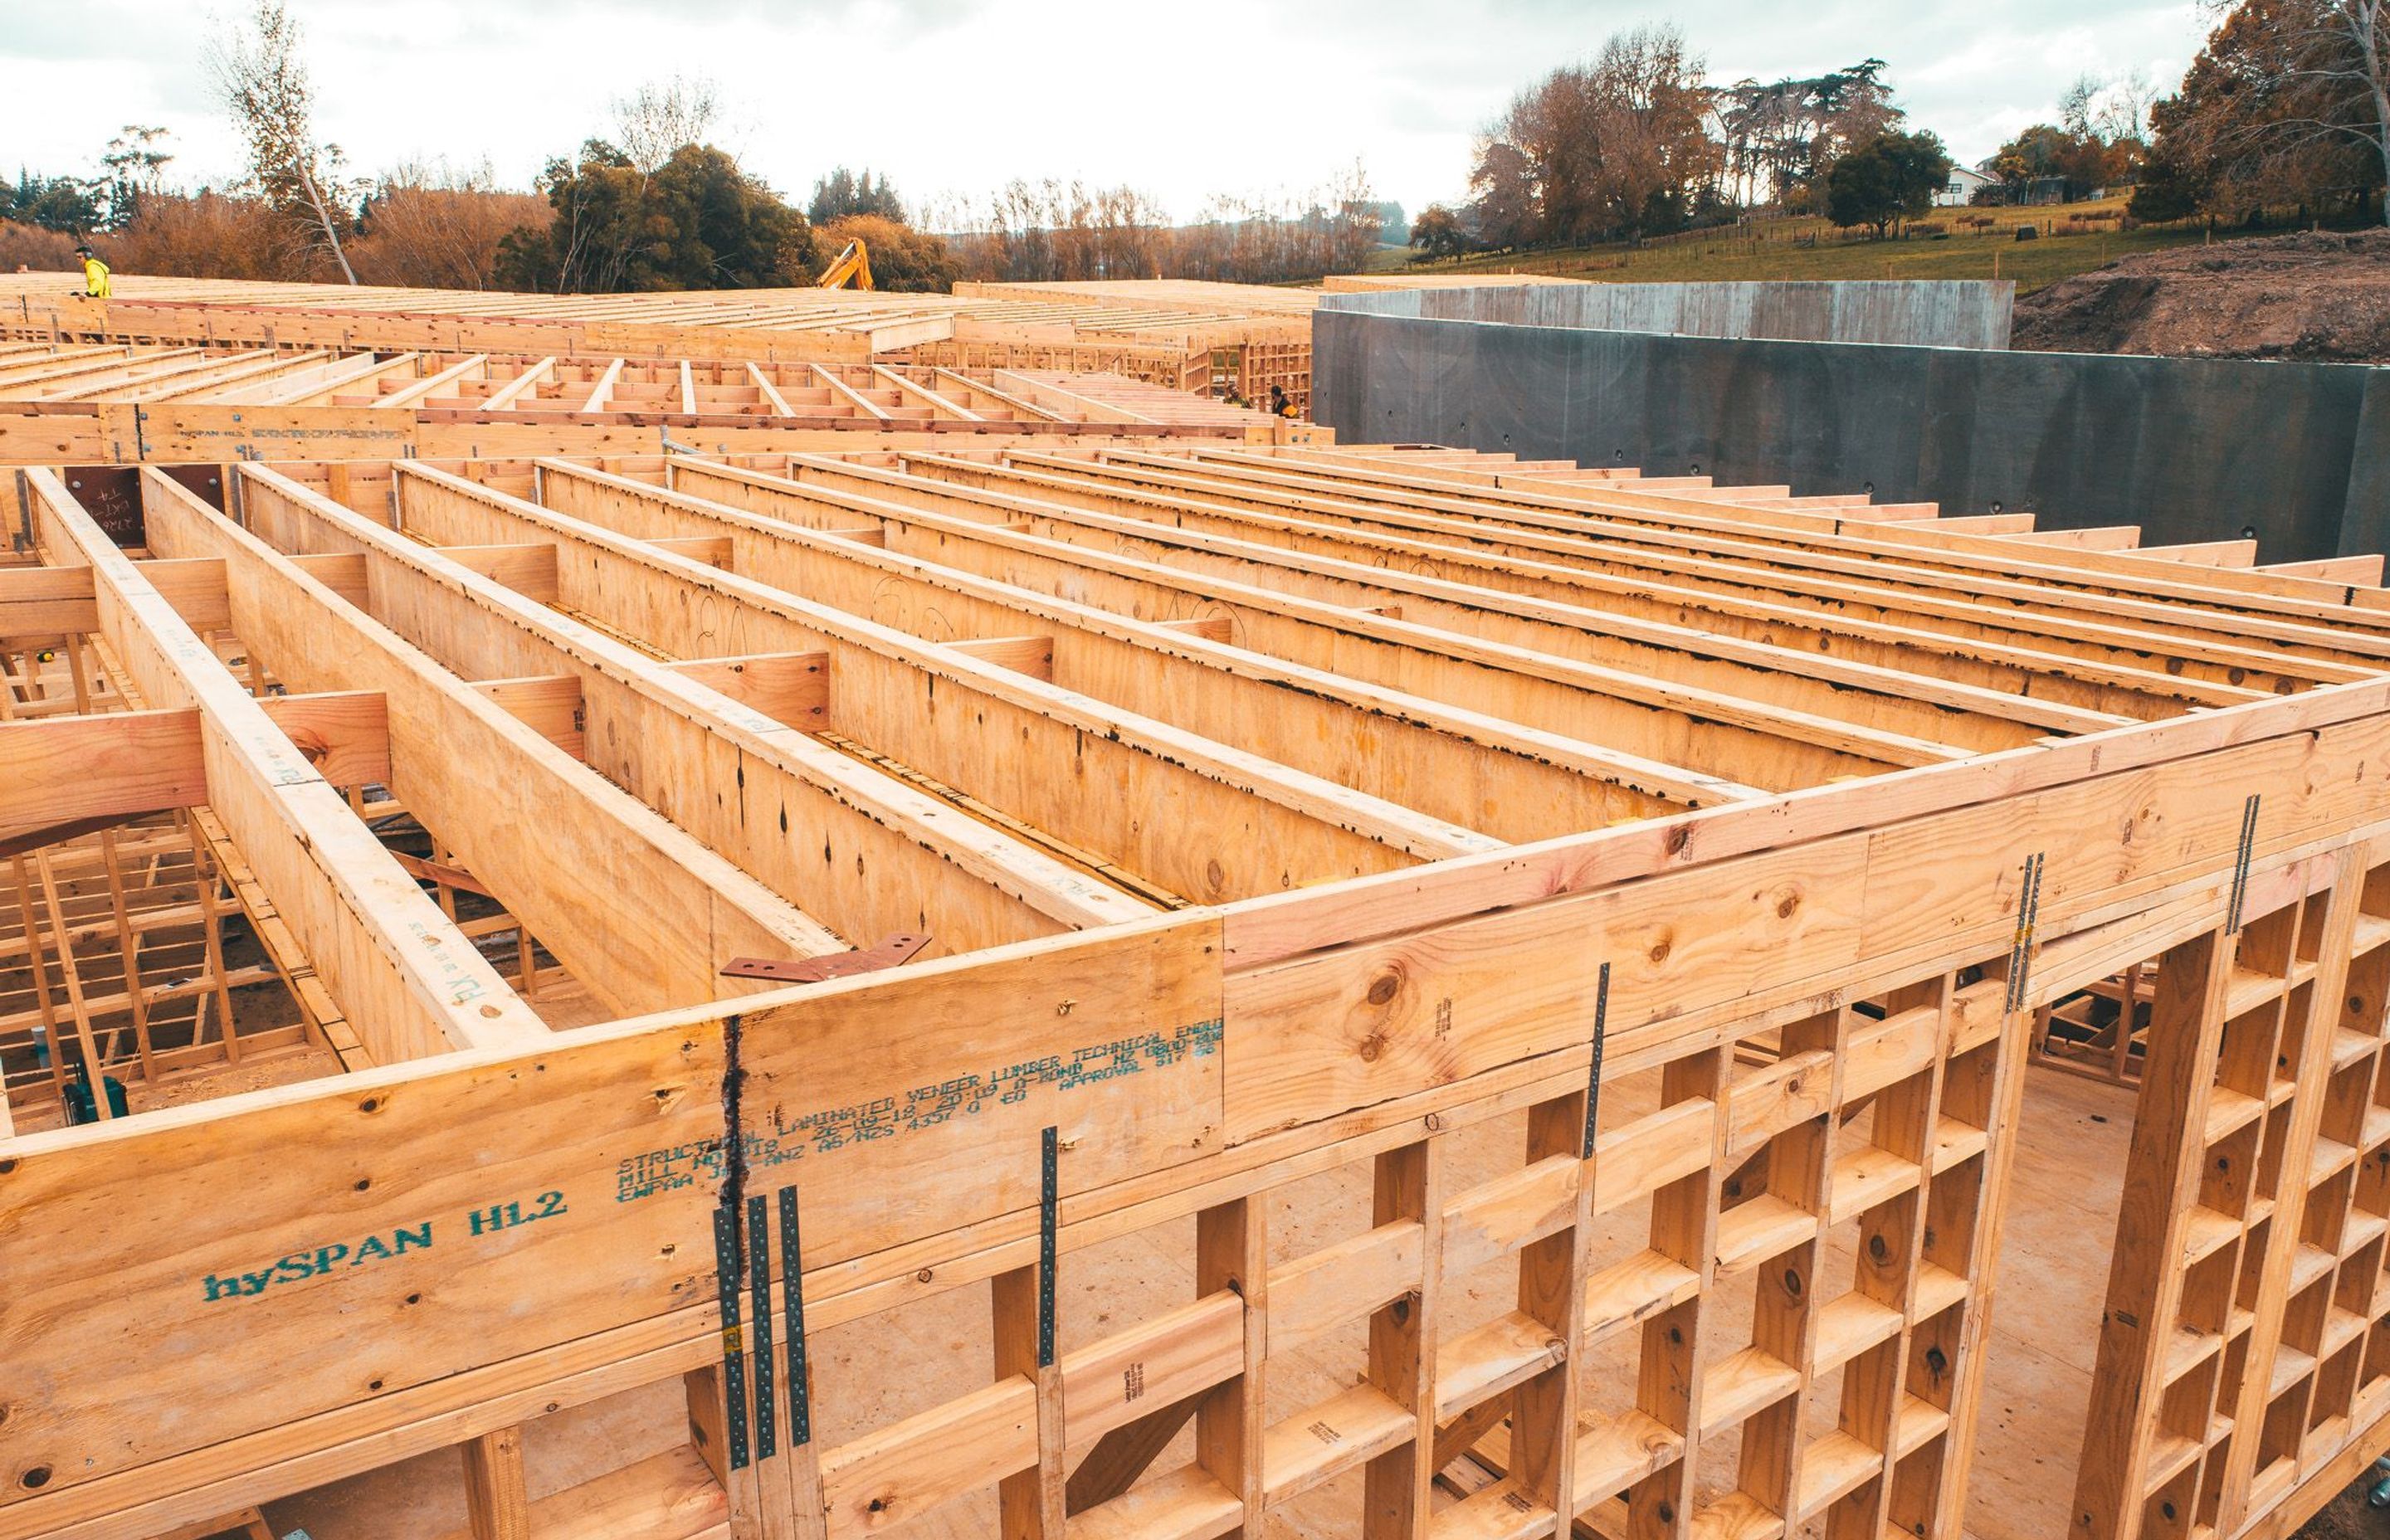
[195,1187,568,1302]
[200,1222,435,1301]
[612,1016,1223,1204]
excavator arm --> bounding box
[816,238,875,290]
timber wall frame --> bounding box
[0,278,1320,414]
[6,443,2390,1540]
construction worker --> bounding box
[75,244,110,298]
[1268,384,1298,420]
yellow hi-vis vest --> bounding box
[81,256,111,298]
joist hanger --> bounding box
[721,931,932,984]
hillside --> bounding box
[1373,197,2212,295]
[2010,227,2390,361]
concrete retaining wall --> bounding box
[1312,309,2389,563]
[1319,279,2014,350]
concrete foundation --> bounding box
[1319,278,2015,349]
[1313,308,2390,562]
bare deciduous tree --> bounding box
[932,163,1382,285]
[2159,0,2390,223]
[352,160,549,289]
[2309,0,2390,220]
[612,75,721,173]
[207,0,359,282]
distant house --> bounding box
[1936,165,1998,207]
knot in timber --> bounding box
[1365,968,1403,1007]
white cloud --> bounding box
[0,0,2211,217]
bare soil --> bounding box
[2011,227,2390,362]
[2295,1467,2390,1539]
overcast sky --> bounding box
[2,0,2211,222]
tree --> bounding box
[1824,129,1952,236]
[613,76,720,175]
[809,168,906,224]
[98,126,173,230]
[812,213,952,290]
[352,163,549,289]
[2134,0,2389,225]
[935,164,1386,285]
[5,171,101,234]
[107,190,299,280]
[1988,75,2147,202]
[1319,159,1388,274]
[942,177,1164,281]
[1718,60,1900,207]
[208,0,359,282]
[496,140,805,292]
[1410,203,1471,259]
[1469,24,1722,246]
[1466,138,1539,248]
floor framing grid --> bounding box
[4,442,2390,1540]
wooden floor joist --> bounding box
[6,439,2390,1540]
[0,341,1302,465]
[0,272,1324,422]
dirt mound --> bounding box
[2012,227,2390,362]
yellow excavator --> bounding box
[816,238,874,290]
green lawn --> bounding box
[1371,197,2211,295]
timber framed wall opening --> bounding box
[7,439,2390,1540]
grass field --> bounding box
[1368,196,2217,294]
